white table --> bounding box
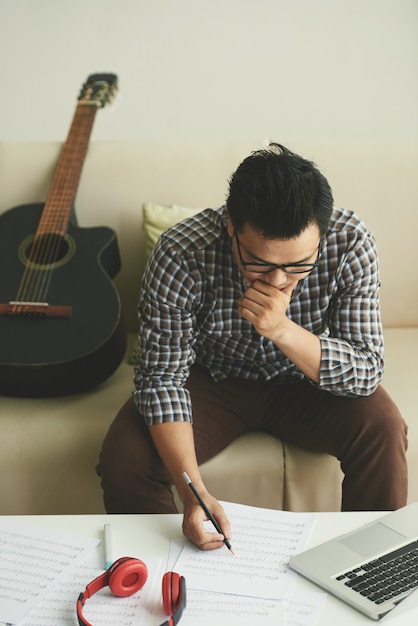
[2,511,416,625]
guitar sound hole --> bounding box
[19,233,75,270]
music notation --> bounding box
[174,501,316,599]
[0,519,98,625]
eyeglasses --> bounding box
[234,231,321,275]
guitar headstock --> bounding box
[78,73,118,108]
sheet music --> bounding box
[169,590,285,626]
[166,541,325,626]
[174,501,315,599]
[170,591,327,626]
[286,593,327,626]
[0,519,98,625]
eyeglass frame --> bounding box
[234,230,321,275]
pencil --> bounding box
[182,472,234,554]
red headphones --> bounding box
[76,556,186,626]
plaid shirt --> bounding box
[134,206,383,425]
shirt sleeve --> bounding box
[318,232,384,397]
[133,242,198,425]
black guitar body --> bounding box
[0,203,127,397]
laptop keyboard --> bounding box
[335,540,418,605]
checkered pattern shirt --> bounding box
[134,206,384,424]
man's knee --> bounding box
[342,385,408,455]
[96,397,153,492]
[363,386,407,439]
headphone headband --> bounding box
[76,557,186,626]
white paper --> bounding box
[286,593,327,626]
[174,501,315,599]
[168,591,327,626]
[153,589,285,626]
[0,519,98,625]
[166,542,326,626]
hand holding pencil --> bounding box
[182,472,234,554]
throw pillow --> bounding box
[143,202,202,260]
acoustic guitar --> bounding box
[0,74,127,397]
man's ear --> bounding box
[226,213,234,238]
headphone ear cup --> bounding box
[162,571,181,614]
[108,557,148,597]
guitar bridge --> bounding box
[0,301,72,318]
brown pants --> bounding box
[97,366,408,513]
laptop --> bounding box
[288,503,418,620]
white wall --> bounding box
[0,0,416,143]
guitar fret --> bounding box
[78,100,101,107]
[37,104,97,236]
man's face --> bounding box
[227,218,321,291]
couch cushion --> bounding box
[175,431,286,511]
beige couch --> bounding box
[0,140,417,515]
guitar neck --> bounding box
[37,101,99,236]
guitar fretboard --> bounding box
[36,102,99,237]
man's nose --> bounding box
[265,268,289,288]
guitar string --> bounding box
[14,105,97,309]
[37,105,97,295]
[31,132,88,303]
[35,112,93,301]
[15,121,86,305]
[14,109,86,304]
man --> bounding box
[97,144,408,551]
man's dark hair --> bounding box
[226,143,333,239]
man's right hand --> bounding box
[182,493,232,551]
